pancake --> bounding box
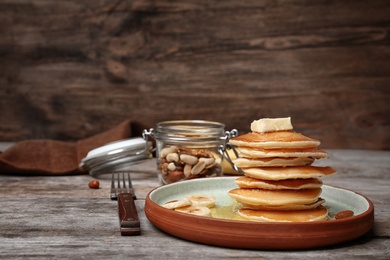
[233,157,314,168]
[242,166,336,181]
[235,176,323,190]
[237,147,328,159]
[228,188,322,206]
[228,131,320,149]
[240,198,325,211]
[237,206,328,222]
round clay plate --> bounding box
[144,177,374,250]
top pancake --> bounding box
[229,131,320,149]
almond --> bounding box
[335,210,354,219]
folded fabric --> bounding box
[0,120,147,175]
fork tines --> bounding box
[110,172,136,200]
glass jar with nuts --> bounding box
[143,120,237,185]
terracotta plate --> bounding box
[144,177,374,250]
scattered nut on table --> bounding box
[88,180,100,189]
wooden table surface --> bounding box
[1,148,389,259]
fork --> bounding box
[111,172,141,236]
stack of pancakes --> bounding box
[228,118,336,222]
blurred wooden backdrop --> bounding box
[0,0,389,150]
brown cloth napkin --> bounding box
[0,120,148,175]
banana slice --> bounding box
[175,206,212,217]
[184,194,216,208]
[162,198,192,209]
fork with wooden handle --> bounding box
[111,172,141,236]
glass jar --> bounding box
[143,120,237,185]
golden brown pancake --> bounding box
[242,166,336,181]
[228,131,320,149]
[235,176,323,190]
[228,188,322,206]
[233,157,314,168]
[237,147,328,159]
[240,198,325,211]
[237,206,328,222]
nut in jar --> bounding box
[159,146,222,183]
[143,120,237,184]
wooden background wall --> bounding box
[0,0,389,150]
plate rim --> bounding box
[144,177,374,249]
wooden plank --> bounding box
[0,0,389,149]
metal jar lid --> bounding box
[79,137,151,177]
